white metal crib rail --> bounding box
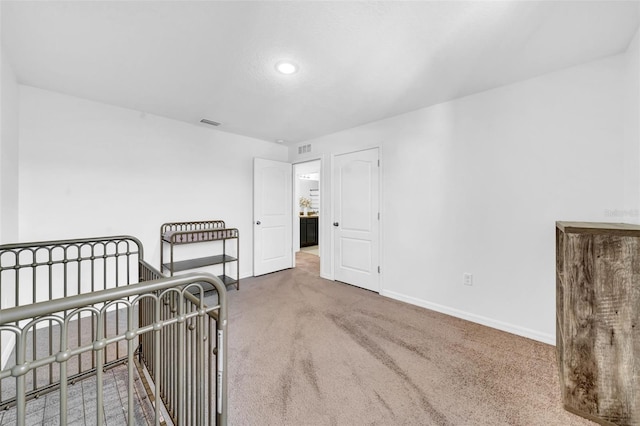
[0,237,227,425]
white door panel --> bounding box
[262,226,286,260]
[254,158,292,276]
[340,238,371,273]
[333,148,379,292]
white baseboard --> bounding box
[380,289,555,346]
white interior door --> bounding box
[333,148,379,292]
[253,158,292,276]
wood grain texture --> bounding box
[557,222,640,425]
[557,221,640,237]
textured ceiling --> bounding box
[2,1,639,144]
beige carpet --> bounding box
[225,252,594,426]
[300,245,320,257]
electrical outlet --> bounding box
[463,273,473,286]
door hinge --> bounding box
[377,212,380,220]
[377,266,381,273]
[377,159,380,167]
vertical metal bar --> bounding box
[163,297,170,413]
[5,253,19,407]
[79,248,94,372]
[63,248,69,302]
[166,297,172,414]
[236,235,240,290]
[95,310,105,426]
[161,297,168,411]
[62,246,73,384]
[186,316,192,425]
[192,309,197,425]
[223,239,226,284]
[99,249,108,369]
[103,245,107,291]
[31,254,37,390]
[116,244,120,290]
[171,294,177,417]
[177,293,185,424]
[48,249,54,385]
[116,248,122,361]
[126,240,131,285]
[78,252,85,373]
[194,310,199,425]
[164,296,170,412]
[185,315,190,425]
[172,294,178,415]
[154,296,162,426]
[208,317,214,426]
[59,321,68,425]
[116,291,121,360]
[16,330,26,425]
[188,305,194,424]
[217,287,228,425]
[15,250,20,309]
[169,297,174,414]
[160,225,164,273]
[193,311,199,424]
[127,304,135,426]
[197,303,205,425]
[138,287,144,365]
[189,306,194,425]
[91,243,95,294]
[170,241,174,277]
[48,317,53,386]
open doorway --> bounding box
[293,160,321,275]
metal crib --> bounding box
[0,236,227,425]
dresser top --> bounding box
[556,221,640,236]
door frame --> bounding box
[329,146,383,288]
[291,156,324,273]
[289,145,383,287]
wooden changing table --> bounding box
[161,220,239,290]
[556,221,640,425]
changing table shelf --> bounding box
[161,220,239,290]
[162,254,237,274]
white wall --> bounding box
[0,48,20,244]
[290,51,637,344]
[18,86,288,278]
[0,17,21,367]
[623,28,640,224]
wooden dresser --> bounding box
[556,221,640,425]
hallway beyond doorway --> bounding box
[300,244,319,256]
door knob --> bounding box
[256,221,261,225]
[333,222,339,227]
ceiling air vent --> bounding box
[298,144,311,154]
[200,119,221,126]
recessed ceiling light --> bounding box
[276,61,298,75]
[276,139,285,144]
